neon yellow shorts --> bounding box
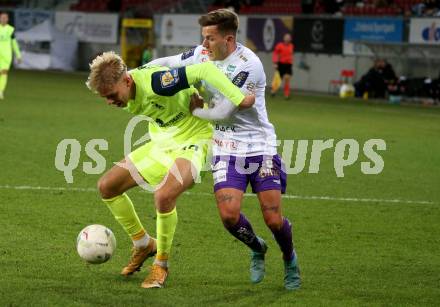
[128,139,210,188]
[0,55,12,70]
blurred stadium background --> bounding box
[2,0,440,101]
[1,0,439,305]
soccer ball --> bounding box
[76,224,116,264]
[339,83,355,98]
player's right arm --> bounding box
[185,62,254,107]
[148,46,200,68]
[190,56,263,121]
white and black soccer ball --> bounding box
[77,224,116,264]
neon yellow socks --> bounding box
[154,208,178,267]
[102,193,149,245]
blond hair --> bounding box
[86,51,127,93]
[198,9,238,36]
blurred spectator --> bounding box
[107,0,121,12]
[424,0,440,15]
[354,59,397,99]
[412,0,440,16]
[224,0,241,12]
[322,0,344,15]
[141,45,153,65]
[302,0,316,14]
[373,0,389,8]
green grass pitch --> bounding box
[0,70,439,306]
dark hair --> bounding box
[198,9,238,36]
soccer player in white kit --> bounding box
[150,9,300,290]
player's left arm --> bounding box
[170,62,254,106]
[231,60,262,110]
[189,61,261,120]
[150,62,254,118]
[11,30,22,61]
[148,46,199,68]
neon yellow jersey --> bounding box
[0,24,21,61]
[125,62,245,147]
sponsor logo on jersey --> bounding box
[227,64,236,73]
[214,138,238,150]
[160,69,179,88]
[181,47,196,60]
[232,71,249,88]
[155,112,185,127]
[246,81,256,92]
[151,102,164,109]
[215,124,236,132]
[182,144,199,151]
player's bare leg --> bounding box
[257,189,300,290]
[98,159,157,276]
[141,158,196,289]
[283,74,291,99]
[216,188,268,283]
[0,70,9,99]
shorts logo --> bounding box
[213,170,227,184]
[232,71,249,88]
[212,160,227,171]
[160,69,179,88]
[264,159,273,168]
[258,166,279,178]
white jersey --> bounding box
[150,43,277,157]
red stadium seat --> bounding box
[328,69,356,94]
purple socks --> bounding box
[224,213,264,253]
[272,218,295,261]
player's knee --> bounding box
[154,190,175,208]
[97,176,117,199]
[263,214,283,231]
[220,212,240,228]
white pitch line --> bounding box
[0,184,436,205]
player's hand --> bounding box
[190,93,204,113]
[239,94,255,110]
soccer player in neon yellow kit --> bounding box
[86,51,254,289]
[0,12,21,100]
